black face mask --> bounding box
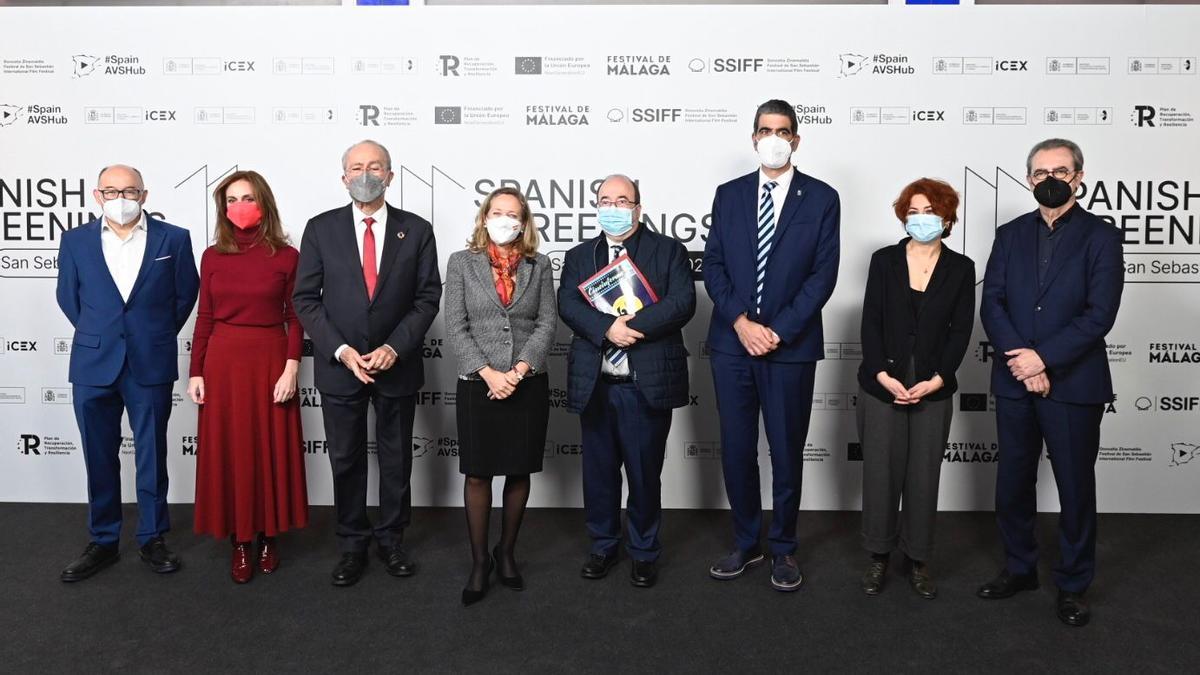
[1033,176,1074,209]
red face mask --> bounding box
[227,201,263,230]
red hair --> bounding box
[892,178,959,232]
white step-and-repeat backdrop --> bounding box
[1,4,1197,512]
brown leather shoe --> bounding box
[257,535,279,574]
[231,542,253,584]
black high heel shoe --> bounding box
[461,555,494,607]
[493,545,525,591]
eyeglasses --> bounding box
[755,128,794,141]
[98,187,144,200]
[598,198,638,208]
[1029,167,1077,182]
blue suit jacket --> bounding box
[56,215,200,387]
[702,168,840,362]
[980,204,1124,405]
[558,227,696,413]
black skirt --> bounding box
[457,374,550,476]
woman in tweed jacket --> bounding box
[443,186,556,606]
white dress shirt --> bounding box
[100,212,147,302]
[335,203,392,361]
[758,167,794,228]
[601,238,632,377]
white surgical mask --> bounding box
[485,215,522,246]
[755,134,793,170]
[102,197,142,226]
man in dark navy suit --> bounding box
[558,174,696,588]
[703,100,840,591]
[977,138,1124,627]
[293,140,442,586]
[56,164,200,581]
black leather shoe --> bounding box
[377,544,416,577]
[493,545,524,591]
[909,563,938,600]
[138,537,181,574]
[630,559,658,588]
[861,558,888,596]
[580,552,618,579]
[61,542,119,582]
[977,569,1039,599]
[331,552,367,587]
[1057,590,1091,627]
[462,556,494,607]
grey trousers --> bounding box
[856,384,954,562]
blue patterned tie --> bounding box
[603,245,627,367]
[756,181,778,312]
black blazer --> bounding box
[557,227,696,412]
[293,203,442,397]
[858,239,976,403]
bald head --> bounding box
[96,164,144,190]
[598,174,640,205]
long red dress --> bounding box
[191,226,308,541]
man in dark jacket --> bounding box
[293,140,441,587]
[558,174,696,588]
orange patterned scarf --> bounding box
[488,243,522,306]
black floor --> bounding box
[1,504,1196,673]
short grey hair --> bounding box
[96,164,144,187]
[1026,138,1084,177]
[599,174,641,204]
[341,139,392,172]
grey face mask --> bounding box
[347,172,386,203]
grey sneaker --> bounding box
[709,548,765,580]
[770,554,803,592]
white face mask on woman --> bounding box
[485,215,522,246]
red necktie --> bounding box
[362,217,377,299]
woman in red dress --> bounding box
[188,170,308,583]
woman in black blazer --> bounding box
[856,178,975,599]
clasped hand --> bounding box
[340,345,397,385]
[876,372,944,405]
[734,315,780,357]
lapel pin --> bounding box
[796,189,803,196]
[397,231,405,239]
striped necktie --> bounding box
[603,244,628,368]
[756,181,778,311]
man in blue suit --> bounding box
[977,139,1123,627]
[55,164,199,581]
[703,100,840,591]
[559,174,696,588]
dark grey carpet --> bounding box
[0,504,1195,673]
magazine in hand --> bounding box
[577,254,659,317]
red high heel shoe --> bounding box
[257,535,279,574]
[231,542,253,584]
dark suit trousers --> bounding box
[72,362,173,548]
[995,394,1104,593]
[581,380,672,562]
[711,353,816,556]
[321,387,415,553]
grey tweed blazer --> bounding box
[443,249,557,377]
